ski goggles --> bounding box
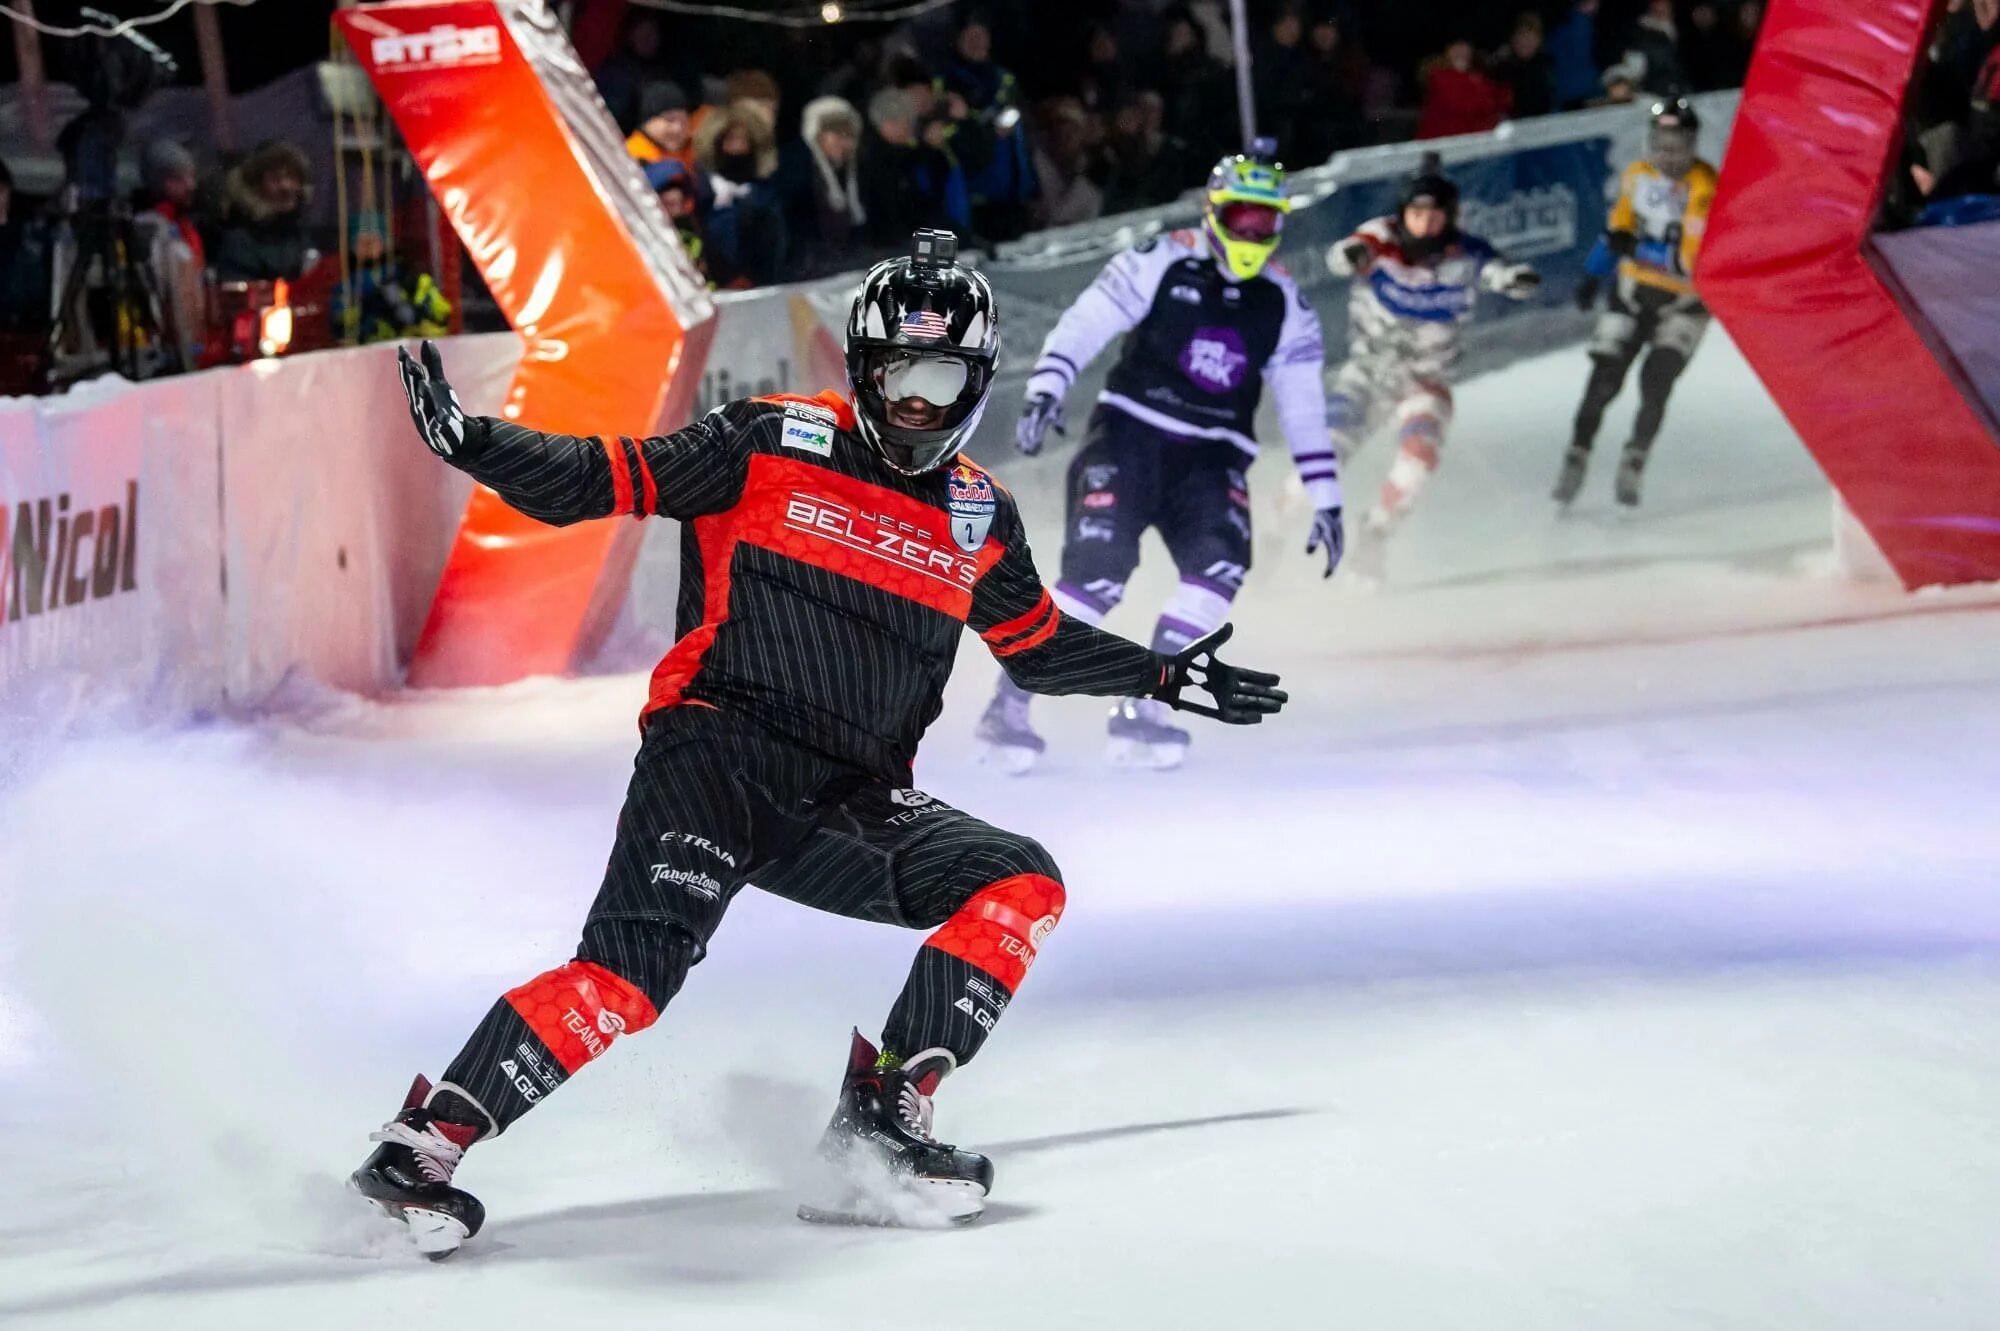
[1217,201,1284,242]
[878,352,970,407]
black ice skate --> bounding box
[974,686,1045,776]
[1553,445,1591,507]
[798,1030,991,1227]
[1615,445,1649,508]
[1105,696,1192,770]
[349,1075,490,1259]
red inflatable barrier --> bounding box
[337,1,713,687]
[1698,0,2000,588]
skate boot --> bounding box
[1615,444,1648,508]
[349,1075,490,1259]
[974,682,1045,776]
[1105,696,1192,770]
[798,1030,991,1227]
[1552,445,1591,507]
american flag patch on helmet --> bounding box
[900,310,950,341]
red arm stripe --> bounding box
[625,436,659,515]
[992,604,1061,658]
[980,588,1052,646]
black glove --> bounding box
[1149,624,1287,724]
[398,339,470,458]
[1335,238,1373,275]
[1573,276,1601,312]
[1016,392,1066,456]
[1606,229,1639,259]
[1306,507,1345,578]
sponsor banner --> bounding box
[0,332,518,728]
[0,374,227,725]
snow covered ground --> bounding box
[4,335,2000,1330]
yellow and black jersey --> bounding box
[1606,157,1718,296]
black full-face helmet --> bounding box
[846,230,1000,475]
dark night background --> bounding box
[0,0,1660,100]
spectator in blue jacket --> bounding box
[1549,0,1605,111]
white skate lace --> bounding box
[370,1120,465,1185]
[896,1081,936,1142]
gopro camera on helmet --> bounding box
[911,229,958,271]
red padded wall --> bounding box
[1699,0,2000,587]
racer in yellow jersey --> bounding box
[1555,98,1718,508]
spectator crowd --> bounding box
[1,0,1773,385]
[596,1,1764,288]
[1891,0,2000,227]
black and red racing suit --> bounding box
[426,390,1171,1133]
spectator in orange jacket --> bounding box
[626,81,695,172]
[1417,37,1512,140]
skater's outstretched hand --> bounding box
[1015,393,1065,456]
[399,339,469,458]
[1151,624,1287,724]
[1307,506,1345,579]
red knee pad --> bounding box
[923,873,1066,991]
[504,960,660,1075]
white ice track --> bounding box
[4,335,2000,1330]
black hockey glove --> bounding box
[1573,276,1601,312]
[1606,229,1639,259]
[1149,624,1287,724]
[1329,238,1374,277]
[398,339,470,458]
[1016,392,1066,457]
[1306,506,1345,578]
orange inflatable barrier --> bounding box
[337,1,714,686]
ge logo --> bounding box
[889,789,934,808]
[597,1011,627,1037]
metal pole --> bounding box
[8,0,54,148]
[1227,0,1256,152]
[193,2,238,152]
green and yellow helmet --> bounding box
[1202,144,1291,281]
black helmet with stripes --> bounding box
[846,229,1000,475]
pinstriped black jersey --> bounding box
[451,391,1168,780]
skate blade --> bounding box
[1104,737,1186,771]
[798,1179,986,1228]
[352,1184,470,1260]
[976,740,1040,776]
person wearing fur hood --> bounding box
[212,140,314,282]
[772,94,867,280]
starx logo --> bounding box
[372,24,502,71]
